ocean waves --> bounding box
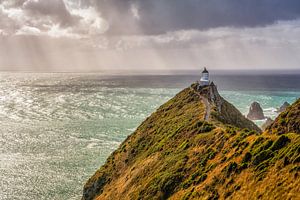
[0,73,299,200]
[0,73,179,200]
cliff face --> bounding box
[193,83,261,133]
[83,84,300,200]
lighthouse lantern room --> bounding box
[200,67,210,86]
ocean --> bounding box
[0,72,299,200]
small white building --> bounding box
[200,67,210,86]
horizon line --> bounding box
[1,68,300,75]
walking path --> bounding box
[190,86,211,121]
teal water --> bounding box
[220,90,300,126]
[0,73,299,200]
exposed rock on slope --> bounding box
[83,84,300,200]
[247,102,265,120]
[195,83,261,132]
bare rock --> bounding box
[247,102,265,120]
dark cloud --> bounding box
[89,0,300,35]
[2,0,300,35]
[1,0,300,71]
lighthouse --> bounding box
[200,67,210,86]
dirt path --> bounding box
[201,96,211,121]
[190,87,211,121]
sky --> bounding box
[0,0,300,72]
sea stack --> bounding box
[247,101,265,120]
[277,101,290,113]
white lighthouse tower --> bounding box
[200,67,210,86]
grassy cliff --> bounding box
[83,85,300,200]
[266,99,300,135]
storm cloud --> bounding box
[89,0,300,35]
[2,0,300,36]
[0,0,300,71]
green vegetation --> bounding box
[83,85,300,200]
[266,99,300,135]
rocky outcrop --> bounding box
[194,83,261,132]
[276,101,290,113]
[83,84,300,200]
[261,117,274,131]
[247,101,265,120]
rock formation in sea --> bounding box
[246,101,265,120]
[277,101,290,113]
[82,83,300,200]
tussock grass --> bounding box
[83,87,300,200]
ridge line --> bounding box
[190,86,211,121]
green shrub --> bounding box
[255,160,270,172]
[234,184,241,191]
[226,126,237,135]
[251,137,265,147]
[252,140,273,155]
[263,140,274,150]
[220,156,227,163]
[199,122,215,133]
[239,162,248,170]
[290,166,300,173]
[196,173,208,184]
[194,121,204,128]
[242,152,252,163]
[224,191,233,198]
[159,173,184,199]
[199,158,208,168]
[207,149,217,160]
[178,140,190,150]
[270,135,290,151]
[223,162,238,177]
[252,150,274,166]
[293,155,300,164]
